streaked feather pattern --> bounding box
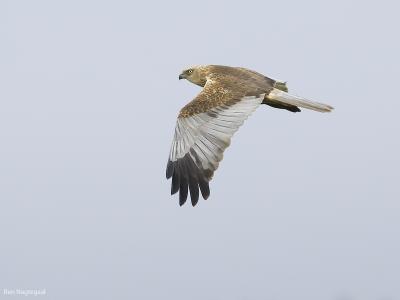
[167,78,265,206]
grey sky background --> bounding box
[1,0,399,299]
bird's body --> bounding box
[167,65,333,206]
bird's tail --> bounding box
[266,88,334,113]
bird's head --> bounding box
[179,65,208,87]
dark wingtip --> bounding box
[166,160,173,179]
[179,172,188,206]
[202,192,210,200]
[190,188,199,206]
[189,177,199,206]
[171,167,180,195]
[199,180,210,200]
[179,190,188,206]
[167,153,212,206]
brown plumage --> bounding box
[167,65,333,206]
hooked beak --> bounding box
[179,73,185,80]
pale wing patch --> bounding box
[166,94,264,206]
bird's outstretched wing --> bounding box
[166,74,267,206]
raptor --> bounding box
[166,65,333,206]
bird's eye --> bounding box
[187,69,193,74]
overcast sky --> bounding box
[1,0,400,299]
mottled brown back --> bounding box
[179,65,275,118]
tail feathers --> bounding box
[267,88,334,113]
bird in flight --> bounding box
[166,65,333,206]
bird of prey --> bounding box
[166,65,333,206]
